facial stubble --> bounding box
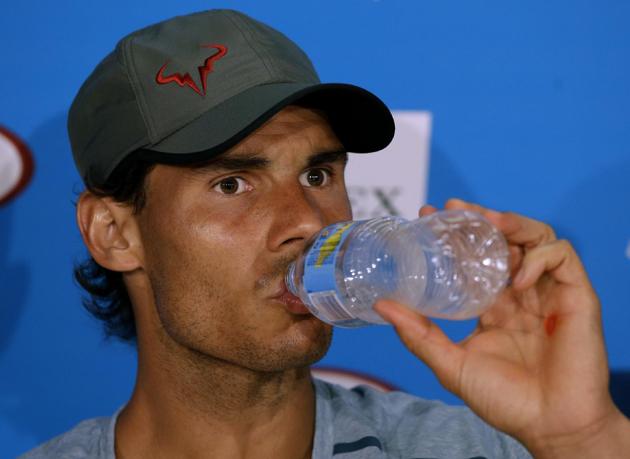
[147,250,333,374]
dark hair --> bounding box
[74,154,156,342]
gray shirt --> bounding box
[19,378,531,458]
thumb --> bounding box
[373,299,466,394]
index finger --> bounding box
[444,199,557,249]
[485,210,556,249]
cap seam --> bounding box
[222,11,276,80]
[120,35,158,141]
[133,77,292,149]
[148,79,295,150]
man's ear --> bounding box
[76,192,143,272]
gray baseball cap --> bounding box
[68,9,395,189]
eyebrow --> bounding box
[187,150,348,174]
[193,154,270,172]
[306,150,348,168]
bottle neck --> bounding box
[285,262,298,296]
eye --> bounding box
[299,168,332,187]
[212,177,252,195]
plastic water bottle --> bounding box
[285,210,510,327]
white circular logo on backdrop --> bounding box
[0,126,34,205]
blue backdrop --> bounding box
[2,1,630,456]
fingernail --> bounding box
[513,268,526,286]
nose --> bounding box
[266,183,327,253]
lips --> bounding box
[271,284,312,315]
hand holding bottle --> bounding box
[374,198,630,458]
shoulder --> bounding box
[18,415,114,459]
[313,378,531,458]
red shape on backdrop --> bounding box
[156,44,228,96]
[0,126,35,206]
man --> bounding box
[22,9,630,458]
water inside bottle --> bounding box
[339,222,429,324]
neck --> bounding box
[115,332,317,459]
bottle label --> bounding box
[303,221,358,294]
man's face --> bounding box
[135,106,352,372]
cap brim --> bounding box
[141,82,394,163]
